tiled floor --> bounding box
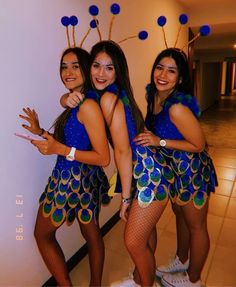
[70,94,236,287]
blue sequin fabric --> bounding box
[145,85,218,208]
[39,103,110,227]
[88,84,174,208]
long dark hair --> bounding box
[149,48,192,96]
[52,47,91,141]
[90,40,144,134]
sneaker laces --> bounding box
[171,273,189,284]
[163,255,183,271]
[170,272,200,285]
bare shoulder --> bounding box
[100,92,124,126]
[101,92,123,114]
[80,98,100,112]
[169,103,191,120]
[78,99,102,123]
[100,91,118,106]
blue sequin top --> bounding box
[55,106,91,170]
[145,87,201,140]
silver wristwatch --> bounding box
[159,139,167,147]
[66,147,76,161]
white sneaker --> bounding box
[110,273,141,287]
[155,256,189,277]
[110,277,160,287]
[161,272,201,287]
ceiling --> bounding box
[178,0,236,56]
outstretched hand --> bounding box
[31,132,62,156]
[65,91,84,108]
[19,107,42,135]
[133,129,160,147]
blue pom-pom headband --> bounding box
[61,3,148,48]
[89,3,148,44]
[157,13,211,50]
[61,15,79,48]
[61,15,101,48]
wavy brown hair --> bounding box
[90,40,144,134]
[52,47,91,142]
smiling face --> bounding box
[153,56,179,97]
[90,52,116,90]
[60,52,84,92]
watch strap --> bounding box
[66,147,76,161]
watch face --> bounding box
[66,155,74,161]
[66,147,76,161]
[160,139,166,147]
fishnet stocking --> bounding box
[133,228,157,284]
[124,199,167,286]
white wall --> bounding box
[0,0,187,285]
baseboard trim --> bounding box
[42,211,120,287]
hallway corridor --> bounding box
[200,91,236,149]
[69,95,236,287]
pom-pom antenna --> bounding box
[174,13,188,47]
[61,16,70,27]
[139,31,148,40]
[157,16,167,27]
[61,3,148,49]
[89,5,99,16]
[90,19,99,29]
[61,15,78,48]
[109,3,121,40]
[179,14,188,25]
[118,30,148,44]
[199,25,211,36]
[89,5,102,41]
[70,15,78,26]
[79,19,99,48]
[182,24,211,50]
[156,13,211,51]
[70,16,78,47]
[110,3,120,15]
[157,16,168,48]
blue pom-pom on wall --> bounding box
[110,3,120,15]
[157,16,167,27]
[89,5,99,16]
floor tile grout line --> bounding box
[205,164,235,286]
